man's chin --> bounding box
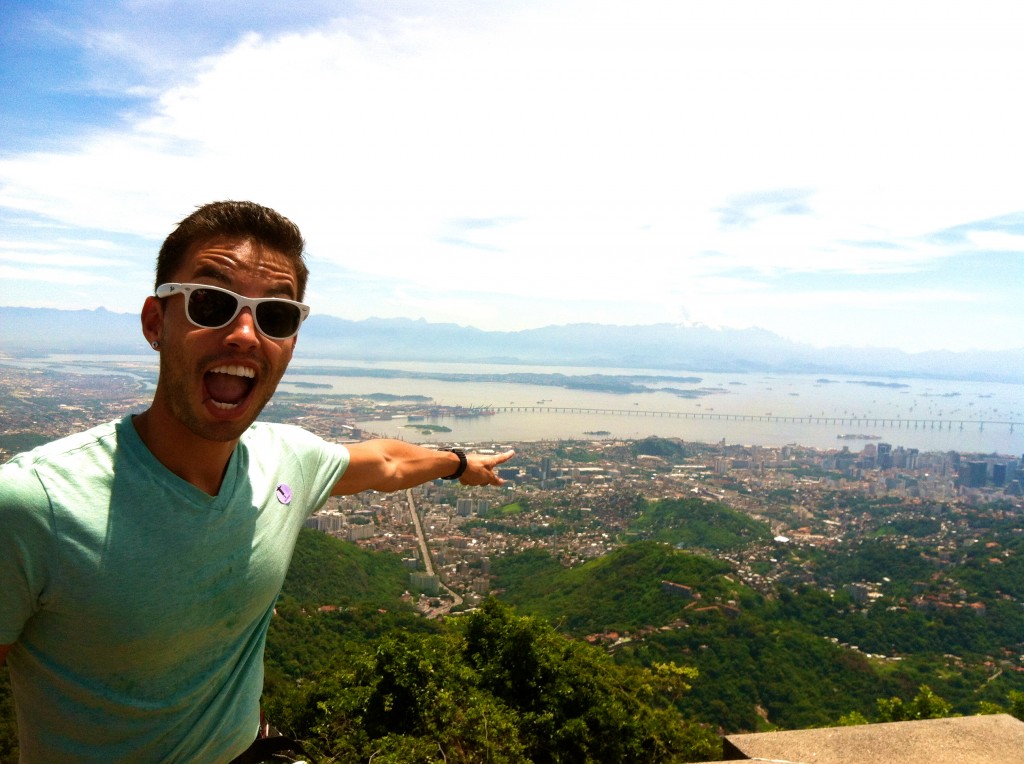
[184,419,252,443]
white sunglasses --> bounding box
[156,283,310,339]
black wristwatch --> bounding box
[439,447,468,480]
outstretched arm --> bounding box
[332,440,515,496]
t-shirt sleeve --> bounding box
[273,425,350,517]
[0,458,55,645]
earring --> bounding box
[151,340,160,349]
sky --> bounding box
[1,0,1022,354]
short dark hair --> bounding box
[155,200,309,299]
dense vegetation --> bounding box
[264,599,720,762]
[261,532,721,761]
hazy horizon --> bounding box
[4,306,1024,392]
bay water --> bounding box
[7,354,1022,455]
[278,359,1024,455]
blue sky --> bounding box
[1,0,1022,353]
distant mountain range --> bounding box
[1,306,1022,383]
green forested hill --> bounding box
[491,536,1024,732]
[492,541,892,728]
[492,541,740,633]
[628,497,773,550]
[281,526,410,608]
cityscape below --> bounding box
[1,358,1020,620]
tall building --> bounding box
[409,572,440,596]
[347,522,375,541]
[305,510,344,533]
[992,463,1008,487]
[906,448,919,470]
[965,461,988,488]
[456,498,491,516]
[498,466,519,481]
[877,443,893,470]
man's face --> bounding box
[149,236,300,443]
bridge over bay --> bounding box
[489,406,1020,432]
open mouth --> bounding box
[204,364,256,410]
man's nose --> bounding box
[223,307,260,348]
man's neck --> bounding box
[131,409,238,496]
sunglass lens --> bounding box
[256,302,300,338]
[188,289,238,328]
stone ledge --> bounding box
[704,713,1024,763]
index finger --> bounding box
[491,449,516,466]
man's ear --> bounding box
[141,296,165,348]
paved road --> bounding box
[406,488,434,576]
[406,488,463,613]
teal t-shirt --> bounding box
[0,416,350,763]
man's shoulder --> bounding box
[244,421,348,460]
[1,419,123,504]
[2,418,122,470]
[245,420,324,444]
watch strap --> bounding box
[439,447,468,480]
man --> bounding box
[0,200,514,762]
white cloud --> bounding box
[959,231,1024,253]
[1,0,1023,350]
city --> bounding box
[5,363,1018,632]
[314,426,1021,622]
